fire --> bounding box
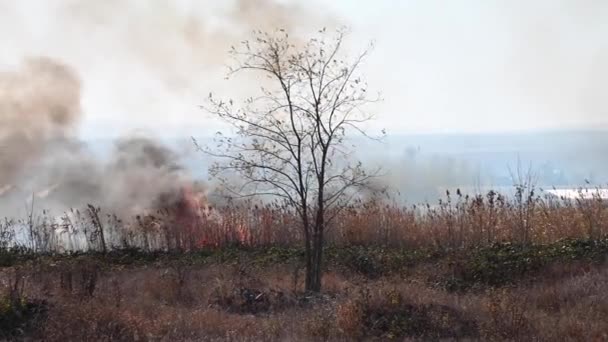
[172,184,253,248]
[175,185,204,237]
[1,177,257,251]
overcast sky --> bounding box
[1,0,607,139]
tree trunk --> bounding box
[304,231,314,291]
[305,211,325,292]
[301,210,315,292]
[305,231,323,292]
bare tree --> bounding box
[198,28,383,292]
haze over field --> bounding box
[1,0,607,211]
[2,0,607,137]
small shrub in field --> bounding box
[444,238,608,291]
[303,306,335,341]
[41,304,141,342]
[0,296,47,339]
[446,243,545,291]
[363,303,479,340]
[336,298,365,338]
[209,279,295,315]
[337,286,478,340]
[329,246,439,278]
[58,259,101,299]
[334,246,384,278]
[480,288,534,340]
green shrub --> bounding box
[446,238,608,291]
[0,296,47,339]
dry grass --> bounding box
[2,187,608,254]
[1,188,608,340]
[0,248,606,341]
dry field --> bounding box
[1,189,608,341]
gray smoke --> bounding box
[0,1,337,217]
[0,57,81,186]
[0,0,338,140]
[0,58,197,217]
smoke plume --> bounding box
[0,1,337,217]
[0,0,337,138]
[0,58,81,185]
[0,57,201,217]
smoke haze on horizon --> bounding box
[0,0,607,216]
[1,0,606,139]
[0,0,334,216]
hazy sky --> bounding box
[1,0,607,138]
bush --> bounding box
[0,296,47,339]
[337,287,478,339]
[329,246,439,278]
[445,238,608,291]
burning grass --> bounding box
[2,186,608,254]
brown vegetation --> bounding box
[1,246,607,341]
[3,186,606,253]
[1,187,608,340]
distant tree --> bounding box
[199,28,383,292]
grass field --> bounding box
[1,189,608,340]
